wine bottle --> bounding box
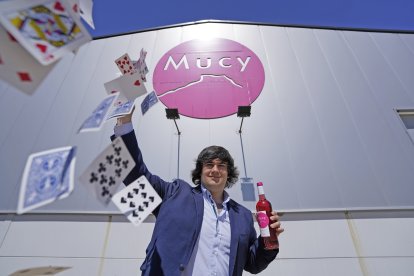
[256,182,279,250]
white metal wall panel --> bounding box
[342,31,414,206]
[0,257,102,276]
[0,220,109,257]
[260,26,343,209]
[1,22,414,213]
[1,211,413,275]
[288,28,386,208]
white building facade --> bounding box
[0,21,414,275]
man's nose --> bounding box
[211,164,220,172]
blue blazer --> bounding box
[118,131,278,276]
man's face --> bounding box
[201,158,228,193]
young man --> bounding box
[114,112,284,276]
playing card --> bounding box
[0,0,91,65]
[112,175,162,226]
[66,0,79,14]
[78,92,119,133]
[133,48,149,82]
[79,137,135,206]
[106,99,135,120]
[104,70,147,103]
[17,146,76,214]
[10,266,71,276]
[104,78,129,106]
[115,53,135,75]
[79,0,95,29]
[141,91,158,115]
[0,25,57,94]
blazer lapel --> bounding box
[192,185,204,237]
[228,200,240,276]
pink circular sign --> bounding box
[153,38,265,119]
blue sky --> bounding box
[87,0,414,38]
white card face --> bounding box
[112,70,148,101]
[78,92,119,133]
[17,146,76,214]
[115,53,135,75]
[0,25,56,94]
[133,48,149,82]
[79,137,135,206]
[0,0,91,65]
[104,78,129,106]
[112,175,162,227]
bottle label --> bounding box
[257,211,270,237]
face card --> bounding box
[112,175,162,227]
[115,53,135,75]
[106,99,135,120]
[79,137,136,206]
[17,146,76,214]
[0,25,56,95]
[141,91,159,115]
[78,92,119,133]
[66,0,79,14]
[0,0,91,65]
[10,266,71,276]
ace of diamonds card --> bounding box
[0,24,56,94]
[0,0,91,65]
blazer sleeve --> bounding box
[111,130,180,202]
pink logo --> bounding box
[153,38,265,119]
[257,212,270,228]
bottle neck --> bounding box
[257,185,266,200]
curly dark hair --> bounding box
[191,145,239,188]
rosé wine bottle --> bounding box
[256,182,279,250]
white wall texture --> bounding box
[0,211,414,275]
[1,22,414,275]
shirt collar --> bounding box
[200,183,231,207]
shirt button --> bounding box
[179,264,185,271]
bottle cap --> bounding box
[257,182,263,186]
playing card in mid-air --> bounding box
[79,0,95,29]
[79,137,135,205]
[78,92,119,133]
[0,25,57,94]
[0,0,91,65]
[141,91,158,115]
[112,175,162,226]
[104,78,129,106]
[104,70,148,102]
[106,99,135,120]
[134,48,149,82]
[115,53,135,75]
[10,266,71,276]
[17,146,76,214]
